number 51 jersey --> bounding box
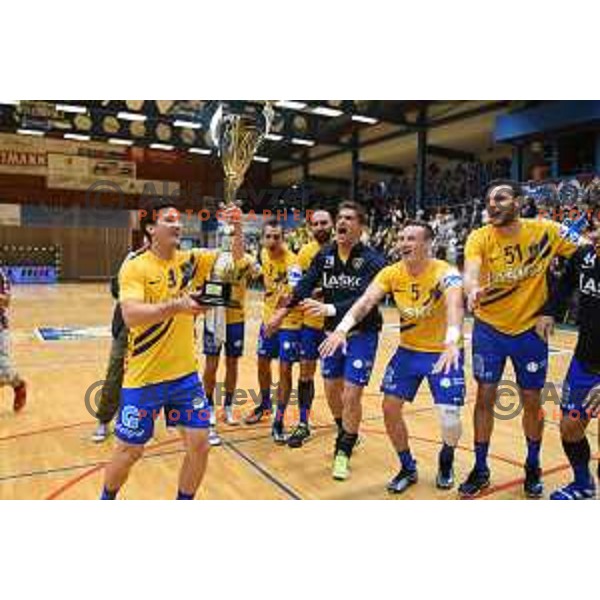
[465,218,579,335]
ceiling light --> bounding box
[17,129,45,136]
[64,133,91,141]
[117,111,147,122]
[275,100,307,111]
[312,106,343,117]
[291,138,315,147]
[265,133,283,141]
[253,156,269,163]
[351,114,378,125]
[174,120,201,129]
[189,147,211,155]
[108,138,134,146]
[56,104,87,114]
[150,143,174,151]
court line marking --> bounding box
[0,420,94,443]
[44,438,181,500]
[0,448,187,485]
[477,452,600,499]
[0,395,579,498]
[42,431,303,500]
[223,440,302,500]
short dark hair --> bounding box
[486,179,523,200]
[338,201,366,225]
[403,219,434,241]
[139,198,179,241]
[262,217,283,232]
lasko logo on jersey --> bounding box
[323,273,363,288]
[579,273,600,297]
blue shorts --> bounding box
[115,372,210,445]
[300,325,325,362]
[381,346,465,406]
[257,325,300,363]
[203,322,244,357]
[472,320,548,390]
[321,331,379,387]
[561,357,600,418]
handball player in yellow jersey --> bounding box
[323,221,465,493]
[459,179,580,498]
[100,199,243,500]
[286,209,334,448]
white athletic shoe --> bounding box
[208,427,222,447]
[209,409,217,428]
[91,422,109,443]
[224,406,239,426]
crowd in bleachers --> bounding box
[250,158,600,269]
[360,158,512,264]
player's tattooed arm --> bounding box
[319,282,385,358]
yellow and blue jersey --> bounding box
[465,218,579,335]
[297,240,324,330]
[374,259,463,353]
[260,247,303,330]
[119,248,216,388]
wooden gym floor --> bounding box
[0,283,597,500]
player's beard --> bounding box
[314,230,331,244]
[490,204,519,227]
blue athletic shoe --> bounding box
[550,481,596,500]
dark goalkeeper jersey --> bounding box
[289,241,387,334]
[546,244,600,373]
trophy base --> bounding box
[191,281,240,308]
[191,294,241,309]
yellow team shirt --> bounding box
[260,247,302,330]
[119,248,217,388]
[297,240,324,330]
[224,253,258,325]
[465,218,579,335]
[375,259,463,353]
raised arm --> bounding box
[229,206,244,262]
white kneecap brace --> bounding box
[437,405,462,447]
